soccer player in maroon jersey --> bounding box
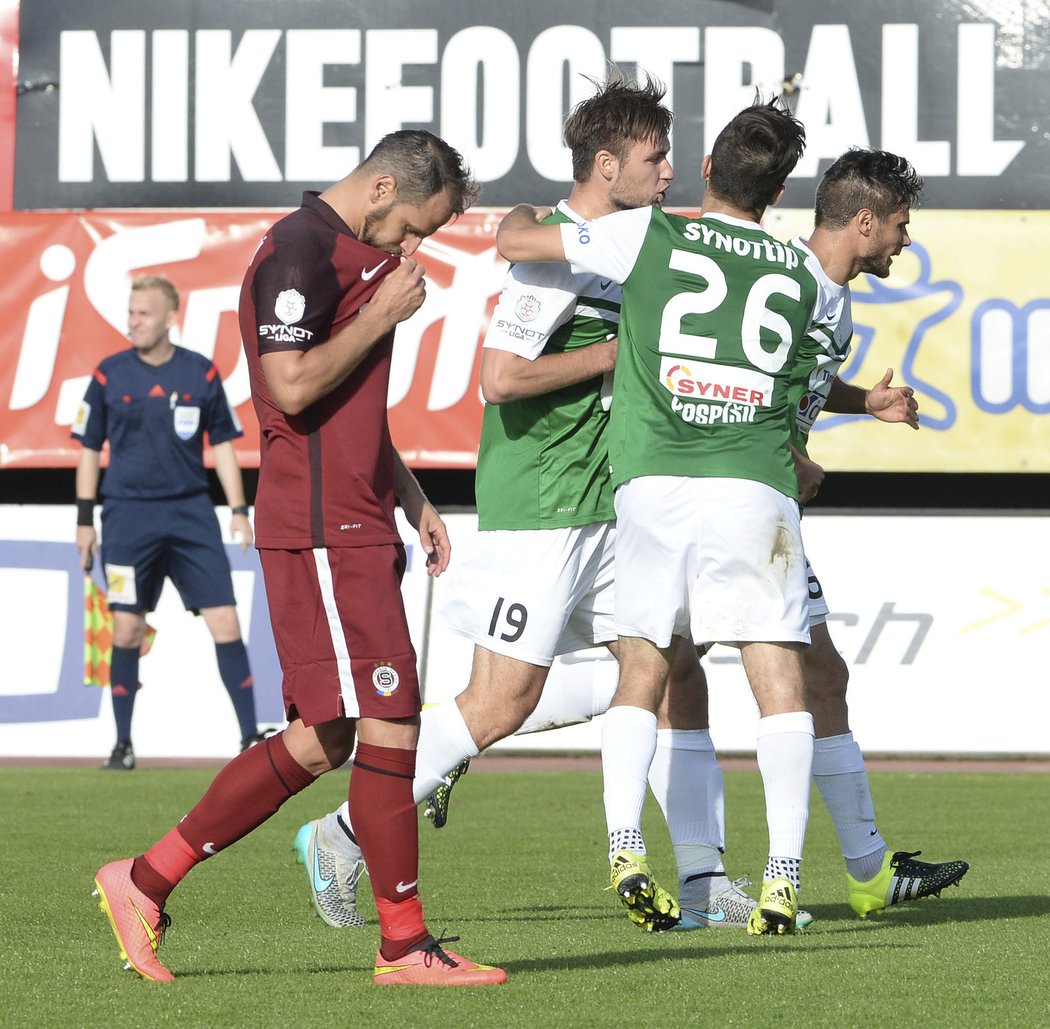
[92,130,506,986]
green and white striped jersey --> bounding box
[476,203,619,530]
[787,236,854,455]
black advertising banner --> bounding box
[14,0,1050,210]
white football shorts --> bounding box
[805,557,829,625]
[614,475,810,648]
[436,521,616,666]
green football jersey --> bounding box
[560,207,831,499]
[476,205,619,530]
[786,237,854,457]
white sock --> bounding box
[648,728,725,881]
[412,701,480,804]
[331,804,352,839]
[756,711,814,873]
[602,706,657,859]
[678,870,732,908]
[609,826,646,856]
[813,732,887,878]
[764,855,801,891]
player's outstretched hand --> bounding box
[865,368,919,429]
[372,257,427,326]
[416,502,451,577]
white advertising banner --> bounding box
[1,506,1047,758]
[427,511,1050,757]
[0,505,431,759]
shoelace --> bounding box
[156,912,172,950]
[890,850,923,870]
[421,934,461,969]
[342,860,365,890]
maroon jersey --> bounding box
[240,192,402,550]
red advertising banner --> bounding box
[4,206,1050,474]
[0,209,500,468]
[0,0,17,210]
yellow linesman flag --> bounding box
[83,577,156,686]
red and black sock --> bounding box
[131,734,316,908]
[349,741,428,960]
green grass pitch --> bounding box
[1,763,1045,1027]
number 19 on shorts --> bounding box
[488,597,528,643]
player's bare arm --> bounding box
[393,450,451,577]
[481,337,617,404]
[212,440,254,551]
[496,205,564,263]
[75,446,101,572]
[261,259,426,415]
[825,368,919,429]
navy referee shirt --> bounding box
[71,346,242,501]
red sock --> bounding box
[131,734,316,908]
[349,742,428,958]
[132,828,196,907]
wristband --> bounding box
[76,498,96,526]
[231,505,249,517]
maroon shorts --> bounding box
[260,543,421,725]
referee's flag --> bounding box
[83,577,156,686]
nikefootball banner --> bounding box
[11,0,1048,210]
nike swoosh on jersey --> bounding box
[202,842,218,856]
[600,279,612,289]
[312,844,335,892]
[395,879,418,894]
[361,261,388,280]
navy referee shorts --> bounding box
[100,493,237,614]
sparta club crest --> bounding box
[372,665,400,697]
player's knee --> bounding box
[307,733,356,773]
[805,648,849,703]
[202,605,242,641]
[472,698,534,749]
[112,613,148,649]
[461,663,545,744]
[285,718,357,773]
